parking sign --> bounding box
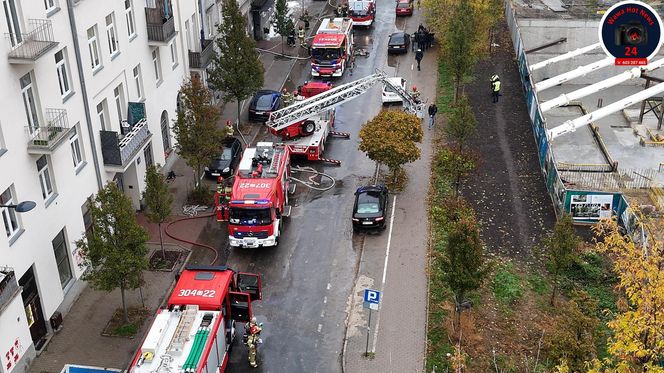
[363,289,381,310]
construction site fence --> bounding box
[504,0,642,236]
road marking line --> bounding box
[323,296,328,304]
[320,310,325,318]
[372,194,397,353]
[317,324,322,333]
[327,283,332,290]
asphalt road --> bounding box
[213,3,424,372]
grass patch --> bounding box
[437,62,455,114]
[560,250,617,316]
[187,185,213,205]
[102,307,151,338]
[491,263,524,306]
[526,272,549,296]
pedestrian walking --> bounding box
[297,25,306,48]
[428,103,438,129]
[412,31,419,52]
[418,23,426,33]
[415,48,423,71]
[425,31,433,49]
[491,74,501,103]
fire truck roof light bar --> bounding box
[230,199,271,205]
[529,43,601,71]
[546,80,664,141]
[266,70,422,131]
[540,58,664,113]
[534,57,614,92]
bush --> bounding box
[491,263,523,306]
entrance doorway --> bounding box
[19,266,48,350]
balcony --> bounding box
[6,19,58,64]
[101,118,152,172]
[145,0,176,45]
[0,270,20,316]
[188,39,214,69]
[26,109,73,155]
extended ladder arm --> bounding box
[266,70,424,131]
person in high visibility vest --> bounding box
[491,74,501,103]
[297,25,306,47]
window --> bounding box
[96,100,108,130]
[43,0,55,11]
[105,13,119,56]
[133,65,143,100]
[169,39,178,68]
[114,84,125,125]
[206,12,213,37]
[20,73,40,134]
[81,198,93,238]
[184,20,191,51]
[1,187,19,239]
[37,155,54,201]
[55,49,71,97]
[52,229,72,289]
[124,0,135,38]
[152,49,162,83]
[87,26,101,70]
[3,0,22,47]
[69,127,83,168]
[143,143,153,167]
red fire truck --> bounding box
[348,0,376,26]
[129,266,261,373]
[216,142,292,248]
[311,18,354,78]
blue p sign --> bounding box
[364,289,381,304]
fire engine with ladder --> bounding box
[129,266,261,373]
[215,70,424,248]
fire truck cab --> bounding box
[221,142,291,248]
[311,18,354,77]
[129,266,261,373]
[348,0,376,26]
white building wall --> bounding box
[0,293,32,373]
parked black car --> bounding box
[352,185,389,231]
[387,32,410,54]
[205,137,243,178]
[248,90,282,122]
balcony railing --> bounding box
[101,118,151,169]
[26,108,71,154]
[188,39,214,69]
[145,6,176,44]
[0,270,19,315]
[6,19,58,63]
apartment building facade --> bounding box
[0,1,206,372]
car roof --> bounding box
[223,137,241,147]
[385,77,404,85]
[356,185,387,194]
[254,90,280,98]
[390,31,406,37]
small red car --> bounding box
[395,0,413,16]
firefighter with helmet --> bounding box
[223,120,234,138]
[217,176,232,220]
[244,317,263,368]
[282,88,293,106]
[297,25,306,48]
[410,85,421,103]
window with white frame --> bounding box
[184,20,191,51]
[52,229,73,289]
[96,100,109,130]
[55,49,72,97]
[124,0,135,38]
[4,0,22,47]
[0,187,20,239]
[152,49,162,83]
[170,39,178,68]
[36,155,55,201]
[114,84,125,125]
[43,0,56,12]
[69,126,83,168]
[87,26,101,70]
[20,72,40,134]
[206,12,213,37]
[133,64,143,100]
[105,13,119,56]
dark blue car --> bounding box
[352,185,389,231]
[248,90,282,122]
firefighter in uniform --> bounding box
[282,88,293,106]
[297,25,306,48]
[223,120,234,138]
[245,317,262,368]
[217,177,233,220]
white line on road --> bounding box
[320,310,325,318]
[327,283,332,290]
[323,296,328,304]
[371,195,397,353]
[317,324,322,333]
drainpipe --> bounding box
[66,0,103,189]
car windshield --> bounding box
[356,192,381,214]
[255,95,275,110]
[397,3,410,8]
[312,48,342,60]
[216,147,233,161]
[229,207,272,225]
[389,35,405,44]
[350,8,368,16]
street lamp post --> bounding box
[0,201,36,213]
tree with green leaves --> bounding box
[434,145,478,196]
[444,0,482,101]
[440,213,488,336]
[272,0,292,54]
[75,182,149,323]
[143,165,173,260]
[172,76,225,188]
[445,94,477,150]
[543,214,580,306]
[208,0,265,122]
[358,110,423,181]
